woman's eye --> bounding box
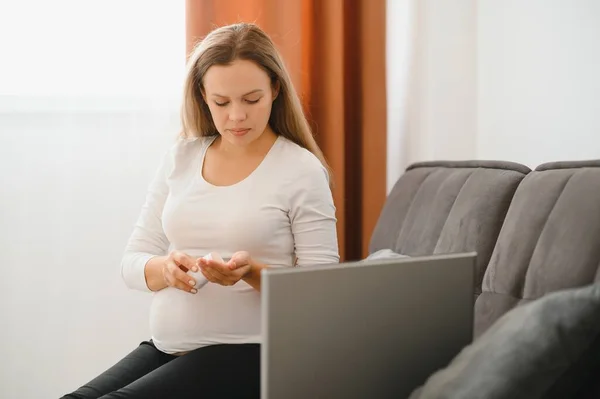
[214,99,259,107]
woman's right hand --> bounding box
[161,251,199,293]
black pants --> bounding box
[61,341,260,399]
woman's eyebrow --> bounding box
[212,89,264,98]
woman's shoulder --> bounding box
[275,136,327,175]
[273,136,330,185]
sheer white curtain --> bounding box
[0,1,185,397]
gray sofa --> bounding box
[369,160,600,398]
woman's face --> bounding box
[203,59,278,147]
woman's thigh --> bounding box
[100,343,260,399]
[61,340,174,399]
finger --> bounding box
[200,266,224,285]
[210,259,250,279]
[228,252,250,270]
[204,260,232,279]
[166,261,197,293]
[227,259,249,271]
[174,252,198,272]
[218,262,249,284]
[202,263,236,286]
[227,259,238,270]
[196,257,216,271]
[203,262,230,280]
[168,261,195,285]
[171,277,198,293]
[227,264,251,281]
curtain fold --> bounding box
[186,0,386,260]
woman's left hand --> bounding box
[197,251,253,286]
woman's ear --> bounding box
[271,80,280,101]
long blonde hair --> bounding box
[180,23,332,182]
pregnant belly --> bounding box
[149,282,262,352]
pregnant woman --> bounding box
[62,22,339,399]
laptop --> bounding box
[260,252,476,399]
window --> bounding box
[0,0,185,101]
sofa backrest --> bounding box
[475,160,600,337]
[369,161,530,296]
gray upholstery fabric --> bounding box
[409,283,600,399]
[475,162,600,337]
[407,160,531,174]
[536,159,600,171]
[369,161,530,296]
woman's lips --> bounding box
[229,128,250,137]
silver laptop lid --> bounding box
[261,252,476,399]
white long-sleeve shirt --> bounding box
[121,134,339,354]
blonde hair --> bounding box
[181,22,332,182]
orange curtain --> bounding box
[186,0,387,261]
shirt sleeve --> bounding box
[288,164,340,266]
[120,150,172,292]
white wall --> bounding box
[385,0,413,192]
[387,0,600,179]
[0,100,181,398]
[477,0,600,167]
[0,2,185,398]
[386,0,478,190]
[407,0,478,166]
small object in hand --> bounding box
[187,252,224,289]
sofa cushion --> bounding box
[409,283,600,399]
[476,160,600,336]
[370,161,530,296]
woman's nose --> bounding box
[228,103,247,122]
